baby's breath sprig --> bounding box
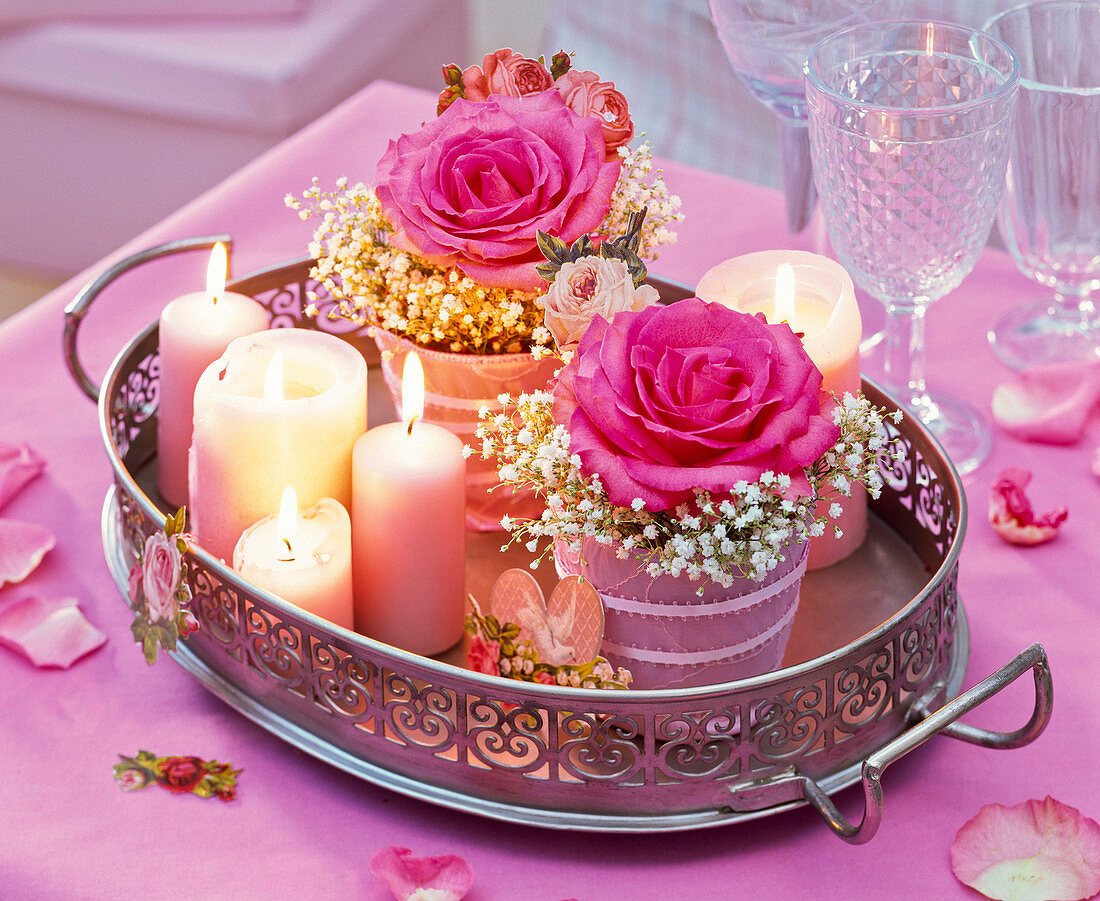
[478,392,903,591]
[285,141,681,355]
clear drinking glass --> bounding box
[707,0,900,233]
[805,20,1019,474]
[984,1,1100,370]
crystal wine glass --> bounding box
[707,0,901,233]
[983,1,1100,370]
[805,20,1020,474]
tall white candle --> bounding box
[233,486,354,630]
[352,353,466,656]
[156,243,268,507]
[189,328,368,563]
[697,250,866,569]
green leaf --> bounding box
[499,623,521,641]
[569,235,595,259]
[131,616,150,645]
[142,633,159,666]
[483,614,502,641]
[535,261,561,283]
[536,230,571,265]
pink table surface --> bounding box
[1,81,1097,901]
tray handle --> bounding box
[63,235,233,402]
[803,642,1052,844]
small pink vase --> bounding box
[372,327,558,531]
[556,538,808,690]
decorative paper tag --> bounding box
[126,507,199,665]
[489,569,604,665]
[464,569,631,690]
[113,750,240,801]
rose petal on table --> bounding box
[0,595,107,668]
[0,442,45,511]
[369,846,474,901]
[0,519,56,586]
[951,797,1100,901]
[991,360,1100,445]
[989,468,1067,546]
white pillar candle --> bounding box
[156,243,268,508]
[233,486,354,630]
[352,353,466,656]
[697,250,865,569]
[189,328,368,563]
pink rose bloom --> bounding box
[553,298,840,511]
[178,608,200,638]
[375,91,621,292]
[461,49,553,101]
[534,669,556,685]
[555,69,634,160]
[538,256,659,351]
[127,560,143,605]
[467,635,500,676]
[142,531,181,622]
[116,767,151,791]
[155,755,206,794]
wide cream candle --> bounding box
[156,243,268,508]
[233,486,354,630]
[352,353,466,656]
[189,328,367,563]
[697,250,865,569]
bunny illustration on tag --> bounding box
[463,569,631,690]
[490,569,604,666]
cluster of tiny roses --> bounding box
[466,599,631,689]
[284,141,679,355]
[113,750,240,801]
[480,391,903,588]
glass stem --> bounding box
[883,300,933,419]
[776,117,816,234]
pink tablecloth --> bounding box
[1,81,1097,900]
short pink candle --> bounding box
[233,487,354,630]
[697,250,866,569]
[156,243,268,508]
[352,353,465,656]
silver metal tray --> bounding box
[69,237,1052,841]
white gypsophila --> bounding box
[477,389,901,591]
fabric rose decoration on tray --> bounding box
[287,48,681,354]
[479,216,901,585]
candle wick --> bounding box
[277,536,294,562]
[406,414,419,437]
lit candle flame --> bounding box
[402,352,425,436]
[206,242,228,301]
[263,350,285,401]
[774,263,796,324]
[276,485,298,561]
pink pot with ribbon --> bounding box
[556,538,808,690]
